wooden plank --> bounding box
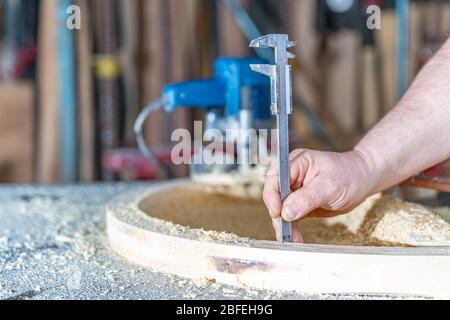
[140,0,165,148]
[289,0,325,145]
[0,82,33,183]
[422,1,439,41]
[76,0,96,181]
[323,31,361,134]
[36,0,59,183]
[375,9,396,113]
[192,0,216,78]
[290,0,320,115]
[217,0,249,57]
[409,2,422,82]
[106,181,450,298]
[361,46,380,131]
[167,0,194,178]
[139,0,198,178]
[120,0,140,146]
[438,1,450,40]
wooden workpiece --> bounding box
[107,180,450,298]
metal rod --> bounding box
[250,34,296,242]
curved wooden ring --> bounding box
[106,180,450,298]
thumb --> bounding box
[281,178,333,222]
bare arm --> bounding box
[264,38,450,242]
[356,38,450,194]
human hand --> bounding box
[263,149,375,243]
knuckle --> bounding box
[325,179,341,196]
[289,149,308,163]
[287,192,316,212]
[329,188,350,210]
[289,149,303,158]
[320,176,348,209]
[266,167,278,177]
[302,193,317,210]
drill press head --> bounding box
[162,57,271,124]
[161,57,272,178]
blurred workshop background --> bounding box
[0,0,449,184]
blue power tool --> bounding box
[135,57,271,178]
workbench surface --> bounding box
[0,183,422,300]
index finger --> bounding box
[263,167,282,219]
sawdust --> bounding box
[105,181,448,299]
[111,181,253,246]
[1,184,435,300]
[139,184,450,247]
[370,198,450,246]
[192,166,266,200]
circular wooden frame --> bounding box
[107,180,450,298]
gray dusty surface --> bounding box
[0,183,427,300]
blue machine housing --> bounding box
[162,57,271,121]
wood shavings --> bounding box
[138,183,450,247]
[7,183,420,300]
[370,197,450,246]
[193,166,266,201]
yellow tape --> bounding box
[95,56,121,78]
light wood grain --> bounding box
[76,0,96,181]
[291,0,320,115]
[107,182,450,298]
[361,47,380,131]
[141,0,165,147]
[217,0,250,57]
[375,10,396,113]
[323,31,361,134]
[36,0,60,183]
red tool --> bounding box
[403,163,450,193]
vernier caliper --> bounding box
[249,34,296,243]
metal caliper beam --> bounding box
[250,34,296,243]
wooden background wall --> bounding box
[1,0,450,183]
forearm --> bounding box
[355,38,450,194]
